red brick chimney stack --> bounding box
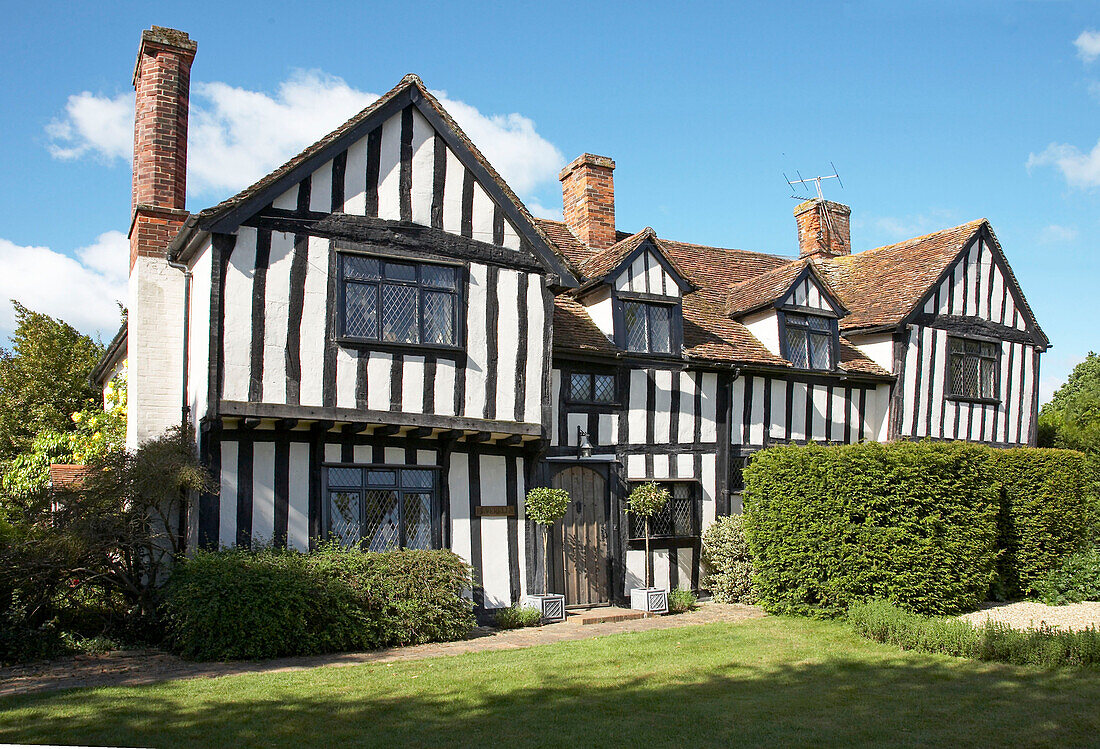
[559,153,616,250]
[795,198,851,260]
[129,26,196,271]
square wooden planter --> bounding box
[630,587,669,614]
[523,593,567,624]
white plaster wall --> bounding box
[742,309,780,357]
[848,332,894,373]
[583,287,615,339]
[128,255,186,448]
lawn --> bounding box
[2,617,1099,748]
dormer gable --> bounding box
[576,228,695,298]
[726,259,847,320]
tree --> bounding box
[626,482,670,589]
[0,302,104,461]
[525,487,570,595]
[1039,352,1100,457]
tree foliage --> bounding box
[1039,352,1100,456]
[0,302,105,461]
[525,487,570,526]
[627,482,670,589]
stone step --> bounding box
[568,606,651,625]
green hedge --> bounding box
[849,599,1100,669]
[992,448,1097,597]
[743,441,999,617]
[161,545,475,661]
[743,442,1098,618]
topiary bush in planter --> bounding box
[627,482,671,613]
[523,486,571,622]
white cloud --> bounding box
[1076,30,1100,63]
[46,71,564,205]
[0,231,128,340]
[1027,139,1100,189]
[1037,224,1078,244]
[853,210,957,243]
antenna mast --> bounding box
[781,163,847,253]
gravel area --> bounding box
[958,601,1100,632]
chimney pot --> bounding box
[795,199,851,260]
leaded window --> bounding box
[783,312,834,370]
[325,466,437,551]
[628,482,699,539]
[949,337,999,400]
[339,255,459,347]
[568,372,617,403]
[622,301,674,354]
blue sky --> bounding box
[0,1,1097,402]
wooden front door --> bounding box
[551,465,610,607]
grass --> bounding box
[2,617,1100,748]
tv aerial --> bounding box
[783,163,844,200]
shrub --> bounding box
[627,482,671,588]
[849,599,1100,669]
[701,515,756,604]
[743,441,999,617]
[494,605,543,629]
[1034,546,1100,605]
[161,545,475,661]
[668,588,698,613]
[991,448,1098,596]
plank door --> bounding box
[551,465,610,607]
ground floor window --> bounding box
[325,465,438,551]
[628,481,700,540]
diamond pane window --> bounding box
[570,373,591,401]
[594,375,616,402]
[343,255,380,281]
[628,481,699,540]
[421,265,457,289]
[783,313,834,371]
[621,301,677,354]
[362,490,400,551]
[422,291,455,345]
[382,284,419,343]
[948,336,1000,400]
[338,255,459,347]
[649,305,672,353]
[344,283,378,338]
[328,492,361,549]
[325,466,439,550]
[623,301,648,352]
[404,493,433,550]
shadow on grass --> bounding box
[1,622,1098,748]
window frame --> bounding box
[613,291,683,356]
[321,462,442,551]
[777,308,840,372]
[945,335,1002,404]
[626,480,701,542]
[565,370,620,406]
[335,251,466,354]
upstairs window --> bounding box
[622,301,674,354]
[568,372,617,404]
[783,312,835,370]
[339,254,459,347]
[948,337,999,401]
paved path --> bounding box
[0,603,763,698]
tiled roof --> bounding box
[724,259,810,317]
[49,464,88,490]
[552,296,616,353]
[818,220,985,332]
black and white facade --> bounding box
[110,48,1048,613]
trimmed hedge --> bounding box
[992,448,1097,597]
[743,441,1000,617]
[743,442,1098,618]
[161,545,475,660]
[849,599,1100,669]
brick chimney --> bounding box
[129,26,196,271]
[795,199,851,259]
[559,153,616,250]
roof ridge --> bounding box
[838,218,987,261]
